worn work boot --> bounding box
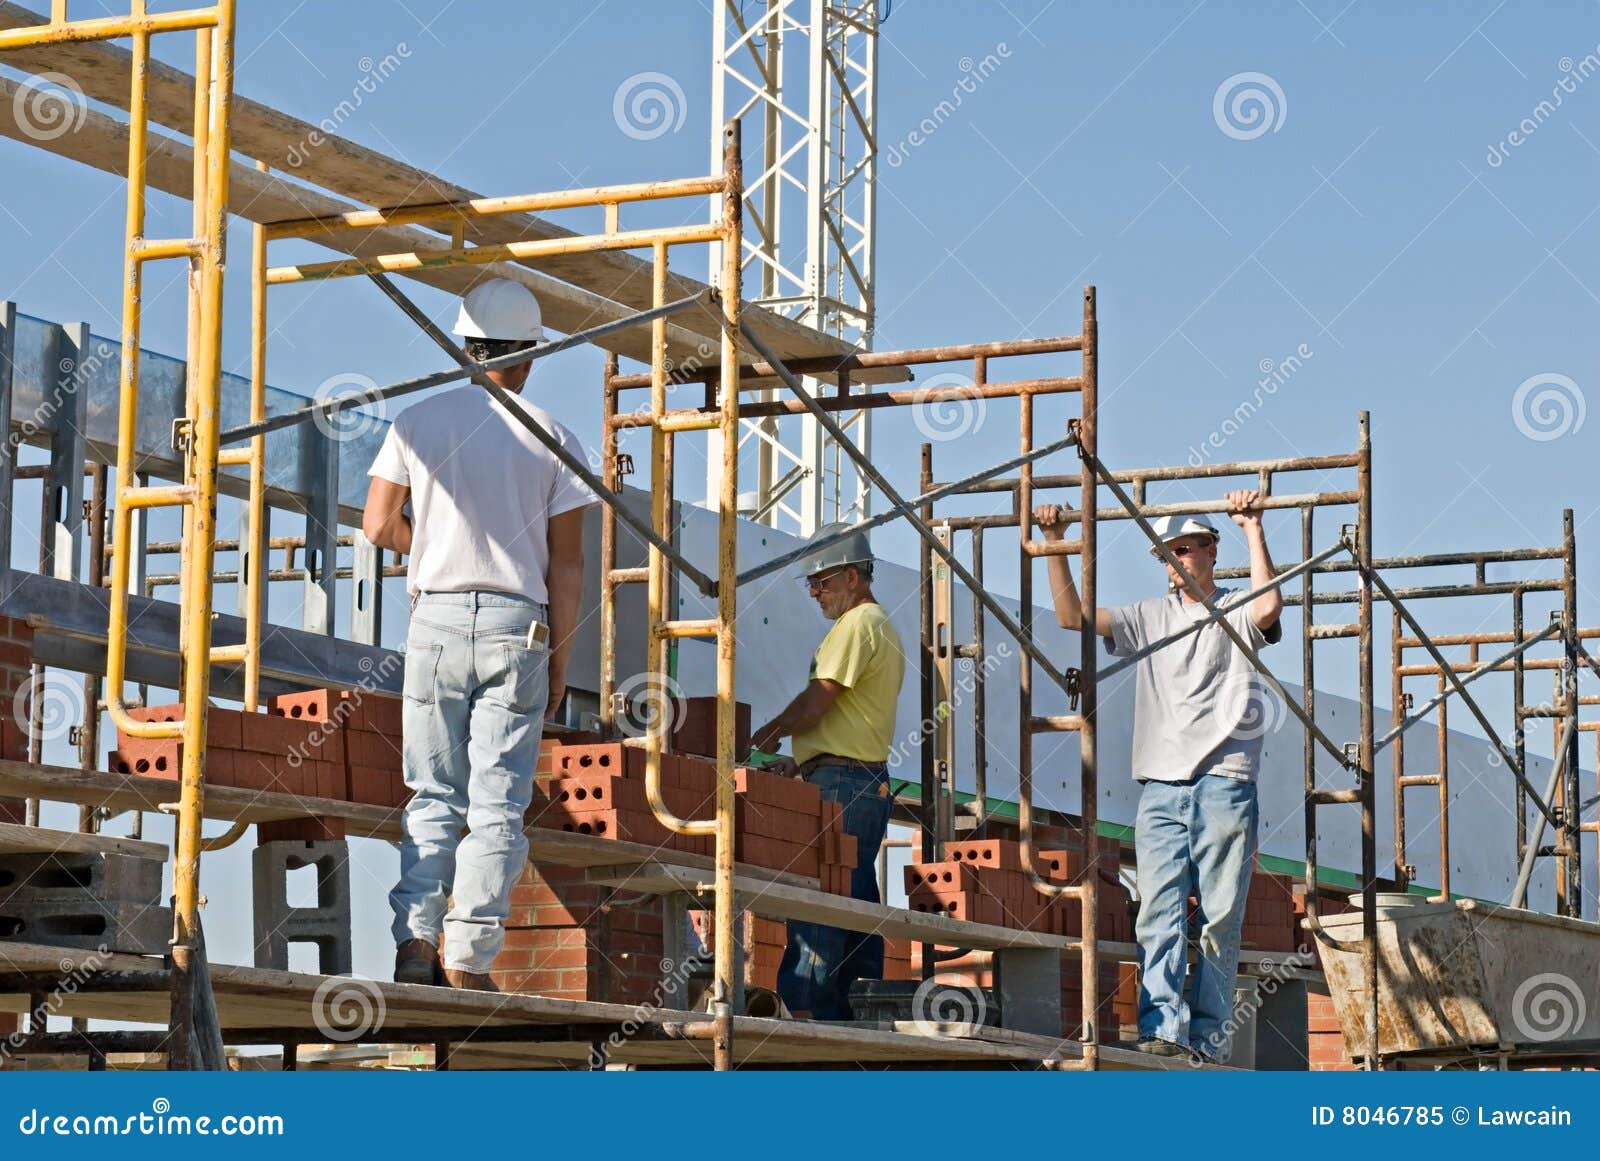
[443,967,500,992]
[1131,1037,1188,1059]
[394,938,442,986]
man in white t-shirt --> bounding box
[363,278,595,991]
[1035,491,1282,1063]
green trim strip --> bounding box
[890,780,1469,901]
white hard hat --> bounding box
[1147,513,1220,557]
[453,278,545,342]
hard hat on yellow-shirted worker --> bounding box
[795,521,875,583]
[453,278,545,342]
[1146,513,1220,557]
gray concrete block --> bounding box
[251,839,352,976]
[0,897,171,954]
[0,851,163,907]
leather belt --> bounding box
[797,754,887,778]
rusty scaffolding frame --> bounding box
[923,412,1379,1062]
[921,408,1597,1066]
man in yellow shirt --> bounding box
[752,522,906,1019]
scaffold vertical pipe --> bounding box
[1355,410,1378,1067]
[242,161,268,711]
[711,120,743,1071]
[104,25,158,738]
[178,23,210,660]
[599,352,620,736]
[1514,591,1527,867]
[1077,285,1100,1070]
[1560,508,1580,916]
[1389,606,1407,890]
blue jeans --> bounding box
[388,591,549,974]
[1134,772,1258,1059]
[778,763,892,1020]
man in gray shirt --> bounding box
[1035,491,1282,1062]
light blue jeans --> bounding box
[388,591,549,974]
[1134,772,1258,1059]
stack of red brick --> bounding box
[110,705,344,800]
[110,688,409,843]
[1238,863,1300,952]
[535,741,858,889]
[269,688,406,811]
[1295,884,1360,1070]
[491,861,665,1005]
[906,837,1131,938]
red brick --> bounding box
[258,816,346,842]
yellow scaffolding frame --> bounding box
[0,0,237,1068]
[251,126,746,1068]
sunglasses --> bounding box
[803,568,848,591]
[1164,541,1214,558]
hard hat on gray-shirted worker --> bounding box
[795,521,875,583]
[1146,513,1220,557]
[453,278,545,342]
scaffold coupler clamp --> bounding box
[1066,667,1082,710]
[1341,741,1360,772]
[1067,417,1085,454]
[1338,522,1359,555]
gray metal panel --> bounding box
[0,567,399,701]
[0,302,15,569]
[41,320,88,580]
[302,432,338,634]
[349,531,382,646]
[0,306,385,525]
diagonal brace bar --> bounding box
[1079,446,1354,770]
[1510,715,1580,909]
[736,431,1079,587]
[218,290,718,445]
[1101,540,1349,681]
[1357,559,1560,827]
[737,320,1077,695]
[1375,619,1563,753]
[365,273,719,597]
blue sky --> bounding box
[2,0,1597,968]
[3,0,1596,698]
